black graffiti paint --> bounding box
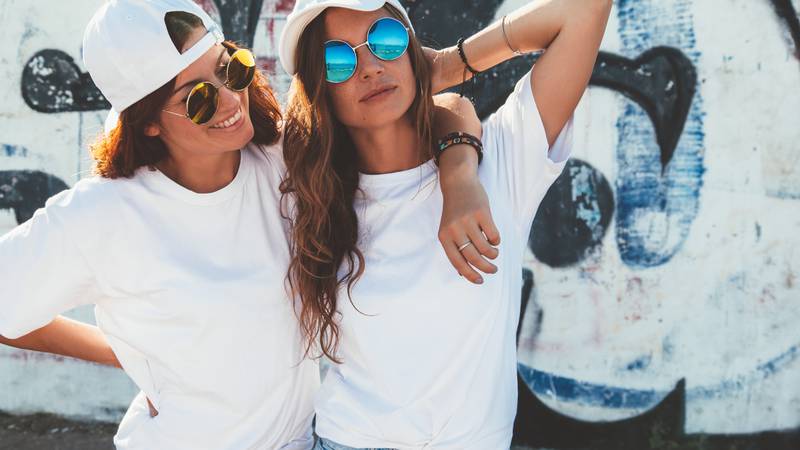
[528,159,615,268]
[513,377,686,448]
[211,0,265,48]
[592,48,697,170]
[21,49,110,114]
[512,372,799,448]
[406,0,504,46]
[770,0,800,59]
[517,269,535,341]
[0,171,69,224]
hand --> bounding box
[439,173,501,284]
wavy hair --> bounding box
[280,4,435,361]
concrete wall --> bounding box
[1,0,798,443]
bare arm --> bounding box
[433,93,500,284]
[432,0,612,145]
[1,317,160,415]
[0,316,120,368]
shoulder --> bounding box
[43,174,137,228]
[245,136,287,176]
[47,176,116,209]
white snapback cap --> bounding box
[279,0,412,76]
[82,0,225,133]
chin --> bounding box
[357,105,410,129]
[235,123,255,148]
[227,118,255,146]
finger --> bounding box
[466,221,499,260]
[459,240,498,276]
[442,238,484,284]
[478,209,502,246]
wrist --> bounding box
[439,46,471,89]
[438,144,480,191]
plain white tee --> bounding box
[0,144,318,450]
[314,70,574,449]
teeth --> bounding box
[211,108,242,129]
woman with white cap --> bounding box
[278,0,611,448]
[0,0,492,449]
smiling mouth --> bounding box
[360,86,397,102]
[210,107,243,129]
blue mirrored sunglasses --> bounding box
[324,17,410,83]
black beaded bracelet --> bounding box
[435,132,484,166]
[456,38,480,76]
[457,38,479,100]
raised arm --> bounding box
[431,0,612,145]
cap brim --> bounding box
[279,0,413,75]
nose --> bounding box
[356,45,385,81]
[218,83,243,111]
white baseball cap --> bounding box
[82,0,225,133]
[279,0,412,76]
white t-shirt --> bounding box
[0,144,318,450]
[314,70,574,449]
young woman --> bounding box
[278,0,612,448]
[0,0,493,448]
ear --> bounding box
[144,122,161,137]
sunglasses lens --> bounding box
[186,82,219,124]
[325,41,357,83]
[368,18,409,61]
[227,49,256,91]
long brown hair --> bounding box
[281,4,435,361]
[91,11,282,179]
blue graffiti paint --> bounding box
[767,188,800,200]
[688,345,800,401]
[2,144,28,158]
[519,344,800,409]
[625,355,653,372]
[615,0,705,268]
[518,363,663,410]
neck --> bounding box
[348,115,426,174]
[157,149,241,193]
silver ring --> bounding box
[457,241,473,252]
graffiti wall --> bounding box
[0,0,798,445]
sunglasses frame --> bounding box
[324,16,411,84]
[162,48,256,125]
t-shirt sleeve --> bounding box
[0,188,104,339]
[481,69,574,233]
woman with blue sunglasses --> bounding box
[279,0,612,448]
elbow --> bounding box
[590,0,613,18]
[433,92,476,115]
[432,93,482,137]
[568,0,612,31]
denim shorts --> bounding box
[313,437,394,450]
